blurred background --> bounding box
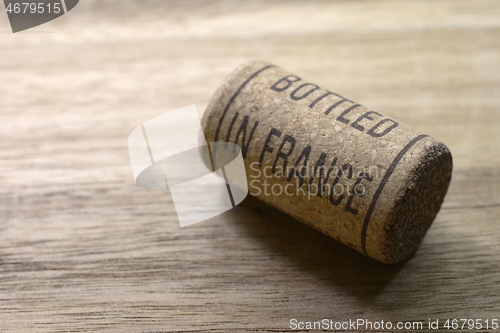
[1,0,499,331]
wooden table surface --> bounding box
[1,0,499,331]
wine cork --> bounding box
[201,61,452,264]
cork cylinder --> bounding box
[201,61,452,264]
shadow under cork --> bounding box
[227,195,410,302]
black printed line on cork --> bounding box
[214,64,276,143]
[360,134,429,255]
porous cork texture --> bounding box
[202,61,453,264]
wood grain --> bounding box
[1,0,499,331]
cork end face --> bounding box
[378,140,453,264]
